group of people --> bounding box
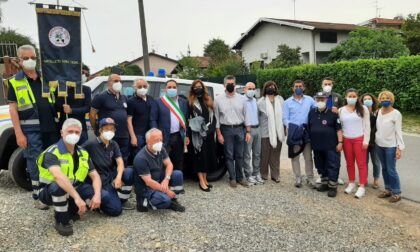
[7,44,405,236]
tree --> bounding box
[205,54,248,77]
[123,64,143,75]
[327,28,410,62]
[268,44,301,68]
[203,38,231,63]
[0,28,38,51]
[176,55,203,79]
[402,13,420,55]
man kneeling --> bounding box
[83,118,135,214]
[133,128,185,212]
[37,118,103,236]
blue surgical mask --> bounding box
[167,88,177,98]
[246,90,255,98]
[347,98,357,105]
[380,100,392,108]
[294,88,304,95]
[363,100,373,107]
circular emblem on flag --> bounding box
[48,26,71,47]
[322,120,327,125]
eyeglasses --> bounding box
[21,56,37,61]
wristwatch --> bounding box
[165,175,171,180]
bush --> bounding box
[257,56,420,112]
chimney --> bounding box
[165,53,168,58]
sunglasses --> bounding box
[21,56,37,61]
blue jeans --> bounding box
[243,127,261,178]
[100,168,134,216]
[221,126,245,181]
[376,145,401,195]
[135,170,184,210]
[367,146,381,179]
[23,132,44,200]
[39,183,97,224]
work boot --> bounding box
[34,200,49,210]
[122,201,135,210]
[317,184,329,192]
[54,222,73,236]
[169,199,185,212]
[328,187,338,198]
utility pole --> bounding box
[137,0,150,74]
[293,0,296,20]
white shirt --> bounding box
[170,98,180,133]
[375,109,405,150]
[339,106,370,145]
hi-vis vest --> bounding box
[37,145,90,184]
[8,76,55,126]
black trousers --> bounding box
[167,132,184,171]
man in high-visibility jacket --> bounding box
[8,45,59,209]
[37,118,102,236]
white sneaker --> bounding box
[34,200,49,210]
[344,183,356,194]
[355,187,366,199]
[255,175,265,185]
[338,178,345,185]
[247,176,257,186]
[315,177,322,184]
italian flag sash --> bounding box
[160,95,187,133]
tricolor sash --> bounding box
[160,95,187,133]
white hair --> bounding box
[133,78,148,88]
[17,45,36,58]
[145,128,162,142]
[62,118,82,132]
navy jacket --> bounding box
[287,123,310,158]
[152,96,189,147]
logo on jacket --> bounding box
[49,26,71,47]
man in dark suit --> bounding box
[152,80,190,171]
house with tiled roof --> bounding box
[359,17,404,30]
[232,18,360,65]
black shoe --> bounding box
[169,199,185,212]
[174,189,185,195]
[317,184,329,192]
[70,214,80,222]
[207,184,213,189]
[199,184,211,192]
[271,178,280,183]
[137,204,149,212]
[328,187,337,197]
[54,222,73,236]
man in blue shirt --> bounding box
[283,80,316,188]
[90,74,129,165]
[243,82,263,185]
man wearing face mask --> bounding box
[243,82,262,185]
[214,75,251,188]
[8,45,59,209]
[127,79,158,156]
[83,118,135,213]
[37,119,103,236]
[55,68,92,145]
[308,92,343,197]
[283,80,317,188]
[152,79,189,171]
[90,74,129,165]
[133,128,185,212]
[321,77,343,114]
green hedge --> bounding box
[256,56,420,112]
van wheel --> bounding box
[8,148,32,191]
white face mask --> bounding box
[102,131,115,141]
[323,85,332,93]
[112,82,122,92]
[317,101,327,110]
[64,133,80,145]
[22,59,37,71]
[81,74,88,84]
[137,88,148,96]
[152,142,163,152]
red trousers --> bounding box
[343,136,368,185]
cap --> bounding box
[314,91,328,98]
[99,118,117,128]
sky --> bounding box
[1,0,419,73]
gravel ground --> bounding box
[0,163,419,252]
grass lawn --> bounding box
[403,113,420,134]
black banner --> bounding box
[36,4,83,99]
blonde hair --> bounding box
[378,90,395,103]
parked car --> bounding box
[0,76,230,190]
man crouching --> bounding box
[37,118,102,236]
[133,128,185,212]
